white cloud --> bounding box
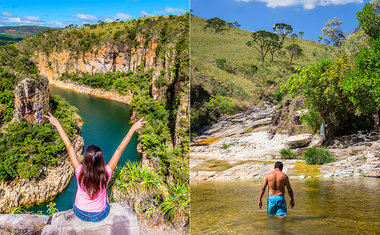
[104,18,114,22]
[115,13,131,20]
[104,13,132,22]
[141,10,152,16]
[47,21,65,28]
[2,17,21,23]
[235,0,363,9]
[73,13,98,20]
[155,7,187,15]
[22,16,41,21]
[2,11,13,17]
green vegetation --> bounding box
[280,148,297,159]
[0,95,79,181]
[21,14,189,58]
[191,15,329,131]
[0,43,80,182]
[46,202,59,217]
[109,162,189,224]
[282,3,379,136]
[222,144,230,149]
[303,147,334,165]
[0,35,22,46]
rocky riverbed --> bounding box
[191,106,380,182]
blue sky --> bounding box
[0,0,189,28]
[191,0,371,41]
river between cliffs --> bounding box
[191,178,380,234]
[28,85,140,213]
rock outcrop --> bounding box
[0,213,49,235]
[41,202,139,235]
[0,203,139,235]
[12,77,50,124]
[287,134,313,149]
[0,135,84,212]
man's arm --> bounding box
[45,112,80,170]
[108,118,146,171]
[285,176,295,208]
[258,175,268,209]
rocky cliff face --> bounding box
[35,39,175,101]
[12,77,50,124]
[0,135,84,212]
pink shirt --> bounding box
[74,164,112,212]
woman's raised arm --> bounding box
[44,112,80,170]
[108,118,147,171]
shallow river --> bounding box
[28,85,139,213]
[191,178,380,234]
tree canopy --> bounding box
[204,17,227,34]
[247,30,279,62]
[273,23,293,43]
[322,16,345,46]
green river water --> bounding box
[191,178,380,234]
[28,85,140,213]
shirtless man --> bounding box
[257,161,294,216]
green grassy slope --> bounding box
[191,15,330,107]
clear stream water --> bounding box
[191,178,380,234]
[27,85,140,213]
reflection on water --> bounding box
[191,178,380,234]
[28,85,140,213]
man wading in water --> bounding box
[257,161,294,217]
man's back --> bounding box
[266,170,288,196]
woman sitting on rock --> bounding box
[44,112,146,222]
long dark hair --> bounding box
[79,145,109,199]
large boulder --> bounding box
[41,202,139,235]
[0,214,49,235]
[287,134,313,149]
[12,77,50,124]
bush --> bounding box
[303,147,334,165]
[300,107,323,133]
[215,58,227,70]
[280,148,297,159]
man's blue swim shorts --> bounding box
[267,195,287,216]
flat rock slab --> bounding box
[0,213,49,235]
[287,134,313,149]
[42,202,139,235]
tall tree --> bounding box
[226,22,234,31]
[290,33,298,43]
[299,31,304,39]
[233,21,241,30]
[286,44,302,64]
[273,23,293,43]
[247,30,278,62]
[322,16,345,46]
[204,17,227,34]
[268,35,282,62]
